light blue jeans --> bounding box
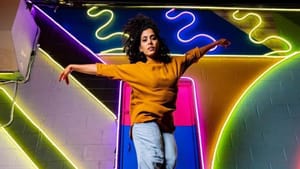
[132,122,177,169]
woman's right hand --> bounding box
[59,65,73,85]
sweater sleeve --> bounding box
[173,47,202,76]
[184,47,203,66]
[96,63,138,82]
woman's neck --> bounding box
[146,56,160,64]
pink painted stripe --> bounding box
[120,78,198,126]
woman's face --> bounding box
[139,28,159,59]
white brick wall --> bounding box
[1,48,117,169]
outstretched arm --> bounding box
[185,38,231,63]
[59,64,97,85]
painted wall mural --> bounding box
[1,2,300,169]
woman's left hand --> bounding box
[218,38,231,48]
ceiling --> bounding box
[27,0,300,8]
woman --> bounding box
[59,13,230,169]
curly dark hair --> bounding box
[122,13,171,64]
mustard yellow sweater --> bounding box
[96,47,202,132]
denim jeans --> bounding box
[132,122,177,169]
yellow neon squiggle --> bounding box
[0,87,79,169]
[87,7,128,53]
[87,7,122,40]
[211,51,300,169]
[232,10,292,56]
